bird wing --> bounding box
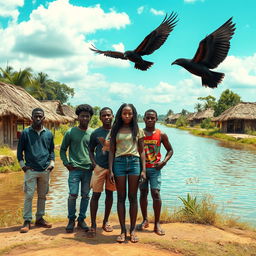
[89,45,127,60]
[192,17,236,69]
[134,12,178,56]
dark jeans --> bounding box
[68,169,92,220]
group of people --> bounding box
[17,103,173,243]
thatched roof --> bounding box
[0,82,68,123]
[187,112,197,121]
[193,108,214,120]
[40,100,75,122]
[212,102,256,122]
[62,104,76,120]
[167,113,181,121]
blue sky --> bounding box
[0,0,255,115]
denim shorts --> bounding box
[113,155,141,177]
[140,167,161,190]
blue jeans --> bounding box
[113,155,141,176]
[140,167,161,190]
[68,169,92,220]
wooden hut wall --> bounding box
[0,118,3,145]
[244,120,256,132]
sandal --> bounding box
[154,228,165,236]
[87,227,96,238]
[102,222,113,232]
[130,233,139,243]
[116,232,126,243]
[136,220,149,231]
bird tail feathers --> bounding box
[202,71,224,88]
[134,61,153,71]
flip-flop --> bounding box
[116,233,126,243]
[136,221,149,231]
[154,228,165,236]
[130,233,139,243]
[102,222,113,232]
[87,228,96,238]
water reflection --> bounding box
[0,124,255,225]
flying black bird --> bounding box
[90,12,178,71]
[172,17,236,88]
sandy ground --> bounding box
[1,222,256,256]
[225,133,256,139]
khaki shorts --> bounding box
[90,165,116,192]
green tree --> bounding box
[194,103,203,112]
[198,95,216,110]
[181,109,189,116]
[167,109,174,116]
[214,89,241,116]
[0,66,33,88]
[47,80,74,103]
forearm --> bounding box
[140,150,146,172]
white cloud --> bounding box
[137,6,145,15]
[218,55,256,87]
[112,42,125,52]
[149,8,165,16]
[0,0,131,74]
[0,0,24,22]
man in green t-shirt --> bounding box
[60,104,94,233]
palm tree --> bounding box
[0,66,33,88]
[194,103,202,112]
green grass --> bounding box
[165,124,256,146]
[0,146,21,173]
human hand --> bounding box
[109,171,115,184]
[65,164,75,171]
[155,161,166,170]
[22,166,30,172]
[46,166,54,172]
[139,170,146,183]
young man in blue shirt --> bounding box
[88,107,116,237]
[17,108,55,233]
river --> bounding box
[0,124,255,225]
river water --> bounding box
[0,125,255,225]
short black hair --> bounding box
[144,109,158,117]
[32,108,44,116]
[75,104,94,116]
[100,107,113,116]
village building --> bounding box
[188,108,214,126]
[165,113,181,124]
[0,82,70,147]
[212,102,256,133]
[40,100,76,125]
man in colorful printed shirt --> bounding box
[87,107,116,237]
[17,108,54,233]
[137,109,173,235]
[60,104,94,233]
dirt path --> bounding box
[1,222,256,256]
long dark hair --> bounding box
[110,103,139,146]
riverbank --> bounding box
[1,220,256,256]
[164,124,256,148]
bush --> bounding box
[175,115,188,127]
[200,118,215,129]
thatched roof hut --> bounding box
[0,82,67,123]
[193,108,214,121]
[212,102,256,133]
[0,82,68,146]
[40,100,75,122]
[62,104,77,120]
[166,113,181,124]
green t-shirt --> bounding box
[60,126,93,170]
